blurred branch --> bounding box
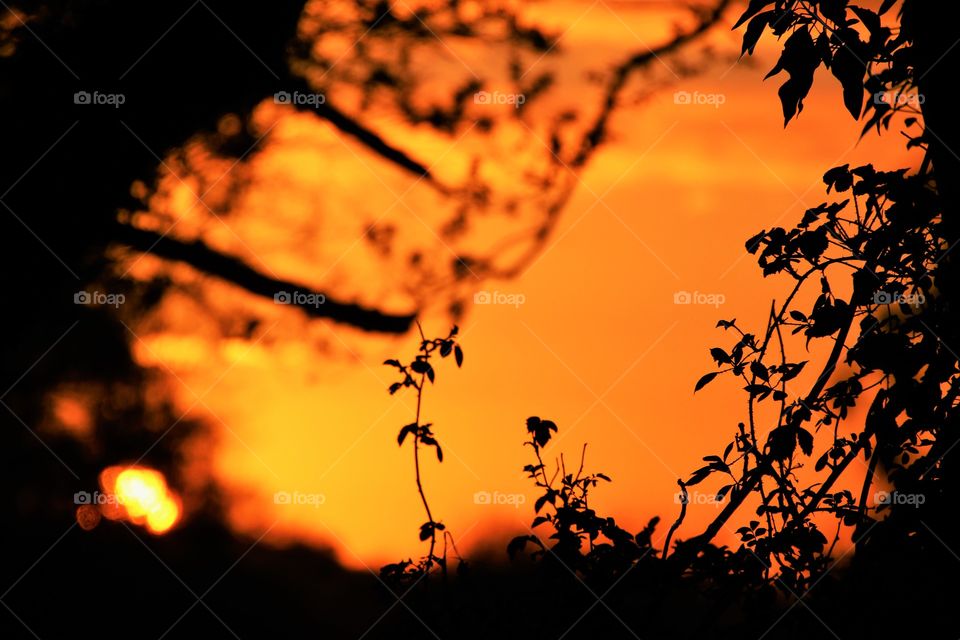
[573,0,732,167]
[310,98,444,191]
[113,223,416,333]
[479,0,732,280]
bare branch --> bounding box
[113,224,416,333]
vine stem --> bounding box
[412,321,438,572]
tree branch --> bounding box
[670,304,856,571]
[113,223,416,333]
[285,78,444,190]
[572,0,733,167]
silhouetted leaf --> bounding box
[816,32,832,67]
[831,37,866,119]
[686,467,712,486]
[750,361,770,381]
[797,427,814,456]
[695,372,719,392]
[397,424,417,446]
[745,231,766,254]
[745,384,773,400]
[419,522,434,541]
[824,165,852,193]
[411,359,429,374]
[733,0,775,29]
[780,361,807,382]
[526,416,558,447]
[766,28,819,125]
[711,347,732,364]
[797,228,829,261]
[850,7,880,39]
[533,493,550,513]
[878,0,896,15]
[815,452,830,472]
[454,345,464,367]
[741,11,772,56]
[767,425,796,460]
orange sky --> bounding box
[104,1,915,569]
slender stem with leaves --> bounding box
[380,323,464,584]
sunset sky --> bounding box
[90,0,917,569]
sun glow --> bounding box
[98,466,182,534]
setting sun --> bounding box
[98,466,181,534]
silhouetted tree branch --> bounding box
[114,224,414,333]
[573,0,733,168]
[469,0,734,281]
[309,90,439,187]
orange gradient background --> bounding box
[68,1,915,568]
